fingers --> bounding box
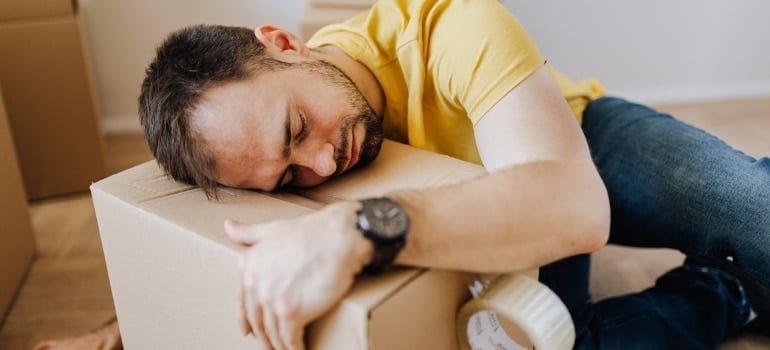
[245,306,269,350]
[224,218,263,245]
[241,255,270,349]
[239,269,254,336]
[246,295,298,350]
[234,231,307,350]
[265,305,306,350]
[279,314,306,350]
[241,268,303,349]
[263,308,286,350]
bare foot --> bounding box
[31,318,122,350]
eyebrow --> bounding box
[271,102,292,192]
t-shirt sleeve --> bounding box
[426,0,546,124]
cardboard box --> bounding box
[0,0,75,22]
[92,140,529,349]
[0,15,106,200]
[0,85,36,323]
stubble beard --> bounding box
[301,60,384,175]
[334,108,383,176]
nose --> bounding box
[296,142,337,178]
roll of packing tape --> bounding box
[457,273,575,350]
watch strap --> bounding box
[362,239,405,275]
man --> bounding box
[38,0,769,348]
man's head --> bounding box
[139,24,383,198]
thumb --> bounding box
[224,218,264,245]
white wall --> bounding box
[502,0,770,104]
[78,0,304,132]
[80,0,770,132]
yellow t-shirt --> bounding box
[308,0,605,164]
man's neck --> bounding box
[311,45,385,118]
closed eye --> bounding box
[295,110,309,144]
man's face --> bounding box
[192,60,383,192]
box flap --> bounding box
[370,269,471,350]
[0,0,75,22]
[306,268,424,348]
[293,140,485,203]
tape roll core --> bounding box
[457,274,574,350]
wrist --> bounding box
[338,201,376,273]
[355,197,410,274]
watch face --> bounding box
[361,198,409,240]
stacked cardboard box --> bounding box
[0,85,36,323]
[300,0,377,39]
[92,140,539,349]
[0,0,106,200]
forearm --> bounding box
[390,159,610,273]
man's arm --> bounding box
[226,65,610,348]
[391,65,610,272]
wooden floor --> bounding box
[0,98,768,349]
[0,134,154,350]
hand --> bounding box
[226,201,374,350]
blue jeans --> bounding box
[539,97,770,349]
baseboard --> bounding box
[612,83,770,106]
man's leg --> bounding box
[540,257,751,349]
[582,96,770,288]
[540,96,769,348]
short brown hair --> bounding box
[139,24,289,198]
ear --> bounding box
[255,25,310,56]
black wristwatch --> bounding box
[356,197,409,274]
